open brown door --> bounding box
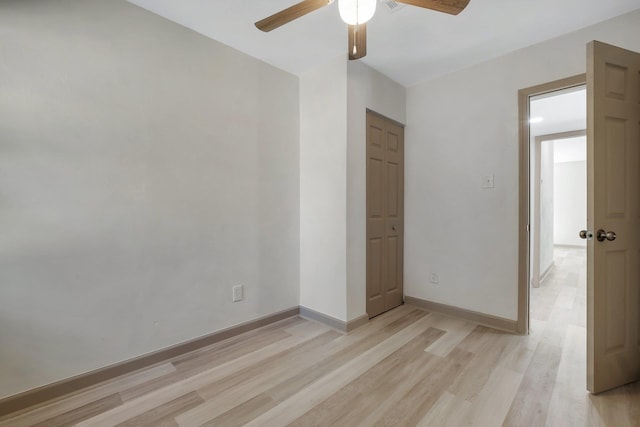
[586,41,640,394]
[366,111,404,318]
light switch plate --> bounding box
[482,174,494,189]
[232,285,244,302]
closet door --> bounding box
[366,111,404,318]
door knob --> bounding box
[596,229,616,242]
[579,230,593,240]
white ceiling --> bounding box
[127,0,640,87]
[531,87,586,163]
[553,136,586,163]
[530,87,586,137]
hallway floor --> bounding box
[529,245,638,426]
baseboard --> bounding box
[0,306,300,417]
[540,261,555,284]
[299,306,369,333]
[346,314,369,332]
[404,296,518,334]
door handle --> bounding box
[596,229,616,242]
[579,230,593,240]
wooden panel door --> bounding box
[587,41,640,393]
[366,111,404,318]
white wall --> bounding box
[299,56,348,321]
[0,0,300,398]
[540,142,555,274]
[554,161,587,246]
[299,59,405,323]
[346,61,406,321]
[405,10,640,320]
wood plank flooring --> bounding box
[1,246,638,426]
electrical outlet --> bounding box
[232,285,244,302]
[430,273,439,284]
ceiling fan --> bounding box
[255,0,470,60]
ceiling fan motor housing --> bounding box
[338,0,377,25]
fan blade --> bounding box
[255,0,333,32]
[395,0,470,15]
[348,24,367,60]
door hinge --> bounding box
[526,224,530,232]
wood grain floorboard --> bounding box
[545,325,589,427]
[242,313,438,427]
[3,247,639,427]
[262,308,429,406]
[503,341,562,425]
[286,327,446,427]
[423,316,476,357]
[447,327,512,402]
[199,393,276,427]
[0,363,176,427]
[197,330,342,399]
[467,366,523,426]
[199,308,428,426]
[77,321,330,427]
[31,393,122,427]
[415,391,472,427]
[171,317,303,371]
[119,324,297,402]
[371,347,475,427]
[176,331,342,426]
[114,391,203,427]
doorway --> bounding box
[518,75,586,334]
[530,129,587,289]
[366,110,404,318]
[527,86,587,342]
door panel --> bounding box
[385,121,404,310]
[587,40,640,393]
[387,236,398,291]
[367,114,387,318]
[368,237,383,298]
[387,162,399,216]
[366,112,404,317]
[604,250,626,352]
[369,158,383,216]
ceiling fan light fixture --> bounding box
[338,0,377,25]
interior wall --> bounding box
[540,142,555,274]
[346,61,406,321]
[0,0,300,398]
[405,10,640,320]
[554,161,587,246]
[299,56,348,321]
[298,59,406,323]
[529,142,537,286]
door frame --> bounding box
[517,74,586,334]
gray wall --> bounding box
[405,10,640,320]
[346,61,406,321]
[299,56,348,321]
[554,160,587,246]
[0,0,300,398]
[540,141,555,275]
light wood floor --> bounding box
[1,246,638,426]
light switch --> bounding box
[482,174,494,189]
